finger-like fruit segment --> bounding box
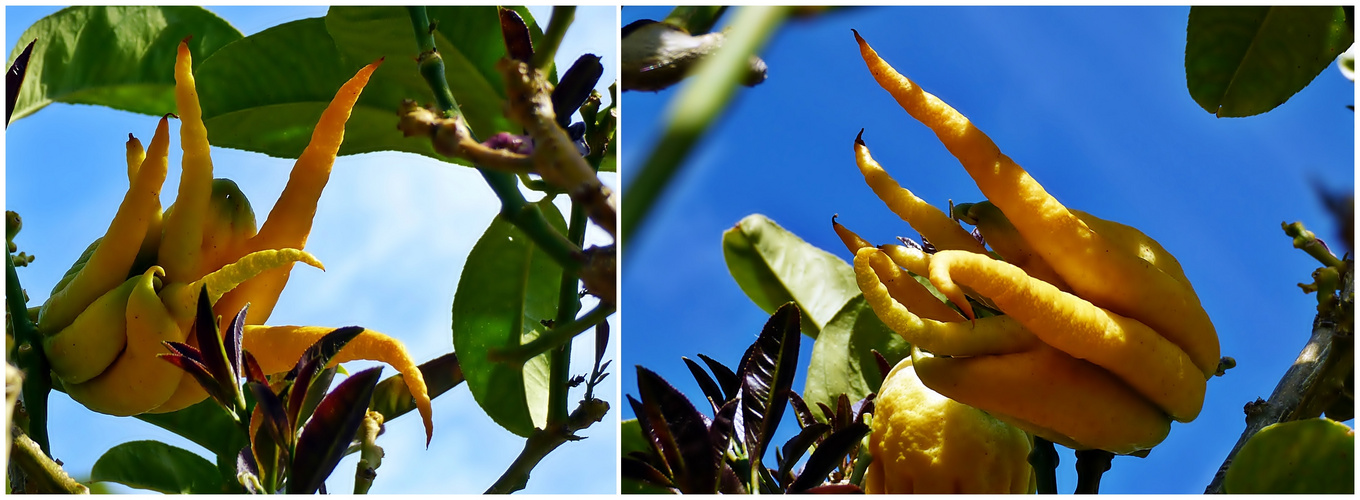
[926,250,1205,421]
[39,116,170,334]
[853,132,986,255]
[65,267,187,416]
[854,32,1219,377]
[229,59,382,329]
[912,344,1172,454]
[242,325,433,445]
[866,357,1033,493]
[43,277,139,384]
[837,221,963,323]
[957,201,1069,290]
[856,248,1037,356]
[159,41,214,284]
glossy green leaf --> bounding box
[722,214,860,338]
[91,440,223,494]
[451,199,564,437]
[802,295,910,414]
[1186,6,1353,117]
[4,6,242,124]
[191,6,543,163]
[135,398,245,459]
[1225,418,1354,494]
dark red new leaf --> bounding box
[636,366,720,493]
[287,367,382,494]
[741,303,802,462]
[498,6,534,62]
[787,422,869,493]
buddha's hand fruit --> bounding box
[838,31,1219,454]
[864,357,1034,494]
[34,40,433,443]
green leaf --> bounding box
[802,295,910,414]
[191,6,545,163]
[4,6,243,124]
[722,214,860,339]
[451,199,564,437]
[620,418,651,458]
[1225,418,1355,494]
[91,440,223,494]
[134,398,245,459]
[1186,6,1353,117]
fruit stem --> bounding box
[1028,436,1059,494]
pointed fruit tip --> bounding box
[855,128,866,146]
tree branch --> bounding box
[1204,259,1353,493]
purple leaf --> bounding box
[741,303,802,462]
[287,367,382,494]
[683,356,725,414]
[779,422,831,478]
[635,366,721,493]
[193,284,233,397]
[696,353,740,403]
[246,380,291,454]
[224,304,248,379]
[788,422,869,492]
[497,7,533,62]
[787,392,819,429]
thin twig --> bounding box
[485,397,610,494]
[9,431,87,493]
[488,303,616,366]
[1204,259,1353,493]
[530,7,575,72]
[405,7,588,276]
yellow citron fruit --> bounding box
[864,357,1034,494]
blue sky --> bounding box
[6,6,617,494]
[622,6,1353,494]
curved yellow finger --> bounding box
[43,276,139,384]
[1072,209,1192,290]
[927,250,1205,421]
[854,131,987,254]
[125,133,145,183]
[856,247,1037,356]
[228,59,383,328]
[39,115,171,334]
[159,40,214,283]
[242,324,433,446]
[957,201,1069,290]
[912,344,1171,454]
[65,267,187,416]
[855,32,1218,377]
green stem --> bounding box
[1028,436,1059,494]
[485,397,610,493]
[7,247,49,457]
[1284,221,1346,270]
[547,168,593,426]
[663,6,728,34]
[490,303,614,366]
[406,6,585,274]
[621,6,790,245]
[531,6,575,72]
